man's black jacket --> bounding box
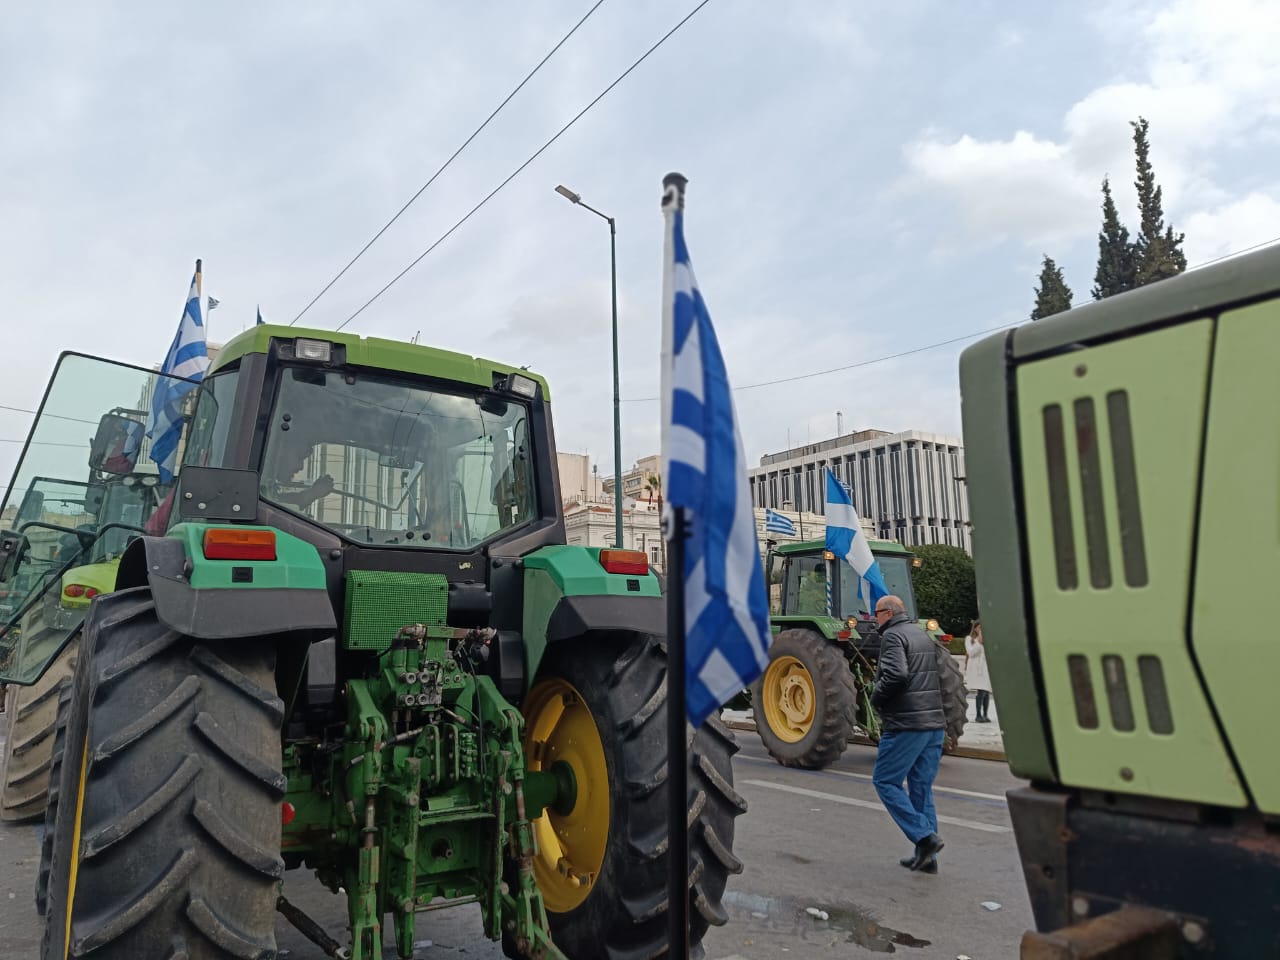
[871,612,945,732]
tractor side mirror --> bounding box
[0,531,27,584]
[89,414,145,476]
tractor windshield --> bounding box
[842,553,917,620]
[260,367,535,550]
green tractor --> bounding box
[0,432,171,821]
[751,538,967,769]
[960,244,1280,955]
[3,330,744,960]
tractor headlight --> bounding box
[926,619,939,632]
[506,373,538,399]
[295,338,333,362]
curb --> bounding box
[724,718,1008,763]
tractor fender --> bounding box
[116,534,336,641]
[520,545,664,686]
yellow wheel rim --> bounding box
[64,743,88,958]
[761,655,815,743]
[522,677,609,913]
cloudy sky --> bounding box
[2,0,1277,490]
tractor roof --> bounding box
[773,537,911,556]
[211,324,552,401]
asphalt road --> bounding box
[0,728,1033,959]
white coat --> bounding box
[964,634,991,692]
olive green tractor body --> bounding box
[751,538,966,769]
[960,245,1280,955]
[0,327,744,960]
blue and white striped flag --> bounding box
[824,467,888,614]
[661,178,771,728]
[764,508,797,537]
[146,260,210,482]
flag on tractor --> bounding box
[661,180,771,728]
[824,467,888,613]
[146,260,210,482]
[764,508,797,536]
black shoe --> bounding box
[899,853,938,873]
[910,833,944,870]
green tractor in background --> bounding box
[0,420,171,822]
[960,244,1280,955]
[3,329,744,960]
[751,538,967,769]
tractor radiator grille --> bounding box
[343,570,449,651]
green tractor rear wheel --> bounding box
[519,632,745,960]
[41,589,285,960]
[752,628,857,769]
[1,634,78,822]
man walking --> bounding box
[871,595,946,873]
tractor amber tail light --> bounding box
[203,528,277,561]
[599,549,648,576]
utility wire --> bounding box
[290,0,609,327]
[621,234,1280,402]
[334,0,715,333]
[621,323,1020,402]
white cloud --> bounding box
[903,0,1280,251]
[1183,192,1280,263]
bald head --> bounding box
[873,595,905,623]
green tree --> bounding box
[1131,117,1187,285]
[1031,255,1073,320]
[1091,177,1137,299]
[909,544,977,637]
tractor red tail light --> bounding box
[599,549,648,576]
[203,528,277,561]
[64,584,85,598]
[84,587,98,599]
[281,801,296,825]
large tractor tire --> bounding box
[519,632,745,960]
[751,628,857,769]
[42,588,285,960]
[0,634,79,822]
[35,676,73,916]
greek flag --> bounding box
[662,180,771,728]
[764,508,797,537]
[824,467,888,613]
[146,261,210,482]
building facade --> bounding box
[747,428,970,552]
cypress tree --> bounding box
[1131,117,1187,285]
[1091,177,1137,299]
[1031,255,1073,320]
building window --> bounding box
[650,546,661,564]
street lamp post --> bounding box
[556,184,623,549]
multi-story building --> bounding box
[747,428,970,552]
[601,455,661,505]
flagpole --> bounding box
[660,171,690,960]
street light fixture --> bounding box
[555,183,623,549]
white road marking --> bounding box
[741,780,1012,833]
[821,767,1008,803]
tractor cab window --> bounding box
[0,352,198,684]
[841,553,917,620]
[782,554,829,617]
[261,368,536,550]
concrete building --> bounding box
[556,452,608,507]
[601,454,661,504]
[564,499,665,571]
[748,428,970,552]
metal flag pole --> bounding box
[660,171,690,960]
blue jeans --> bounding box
[873,728,944,844]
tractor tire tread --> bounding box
[752,628,858,770]
[1,636,79,822]
[43,591,283,959]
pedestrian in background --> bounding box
[870,595,946,873]
[965,619,992,723]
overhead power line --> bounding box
[620,234,1280,402]
[290,0,609,327]
[335,0,716,333]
